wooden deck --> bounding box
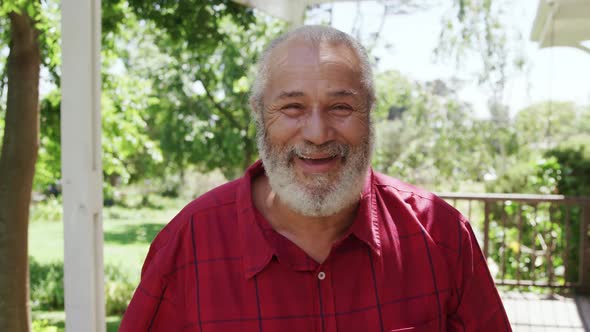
[501,291,590,331]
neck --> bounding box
[252,174,360,263]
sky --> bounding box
[33,0,590,119]
[312,0,590,118]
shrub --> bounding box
[104,264,136,315]
[482,142,590,288]
[30,258,136,315]
[30,258,64,310]
[544,144,590,196]
[30,197,63,223]
[32,319,59,332]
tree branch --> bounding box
[201,81,243,129]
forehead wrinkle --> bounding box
[277,90,305,99]
[319,42,360,69]
[268,38,361,75]
[264,39,364,106]
[327,89,358,98]
[269,39,320,68]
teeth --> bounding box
[299,155,334,160]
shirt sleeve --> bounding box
[119,217,187,332]
[447,220,512,331]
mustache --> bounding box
[288,141,350,160]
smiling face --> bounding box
[255,38,374,217]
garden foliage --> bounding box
[30,257,135,316]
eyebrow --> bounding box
[276,89,358,100]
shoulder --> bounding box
[158,178,240,238]
[371,171,483,292]
[372,171,471,250]
[373,171,464,222]
[180,178,241,217]
[141,178,242,274]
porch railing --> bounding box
[438,193,590,293]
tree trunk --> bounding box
[0,11,41,332]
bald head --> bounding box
[249,25,375,120]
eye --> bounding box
[280,103,305,117]
[330,104,353,116]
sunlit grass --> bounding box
[30,194,184,276]
[32,311,121,332]
[29,194,187,331]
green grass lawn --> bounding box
[29,195,186,332]
[32,311,121,332]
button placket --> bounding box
[315,264,336,332]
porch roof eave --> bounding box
[530,0,590,53]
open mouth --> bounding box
[295,154,341,172]
[298,154,337,163]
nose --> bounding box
[301,107,333,145]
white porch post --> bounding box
[61,0,105,331]
[233,0,307,24]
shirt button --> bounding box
[318,271,326,280]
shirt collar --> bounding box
[236,161,274,279]
[348,168,382,257]
[236,160,382,279]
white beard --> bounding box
[257,123,374,217]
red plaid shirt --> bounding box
[120,161,511,331]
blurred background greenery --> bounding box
[1,0,589,331]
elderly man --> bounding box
[120,26,511,331]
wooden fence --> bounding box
[438,193,590,293]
